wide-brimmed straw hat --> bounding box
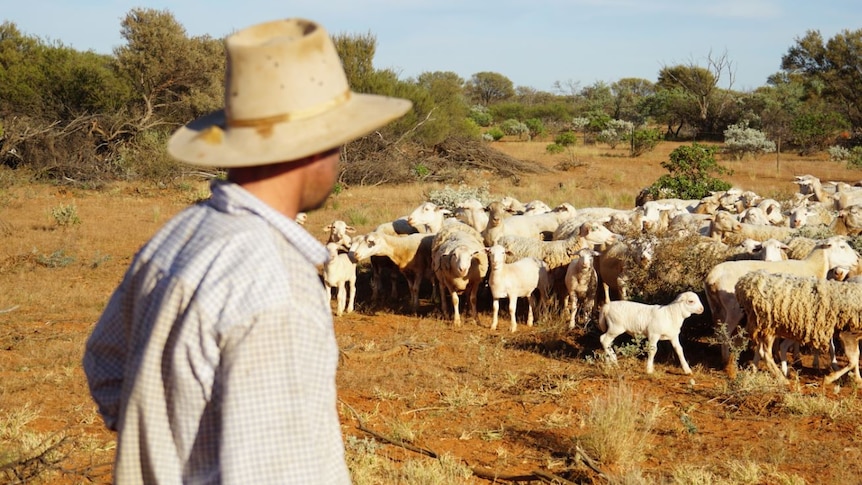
[168,18,412,167]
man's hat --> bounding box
[168,18,412,167]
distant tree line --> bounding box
[0,8,860,185]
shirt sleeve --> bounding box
[83,285,129,432]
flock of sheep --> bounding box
[310,173,862,385]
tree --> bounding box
[781,29,862,131]
[114,8,224,129]
[412,71,472,145]
[611,77,654,122]
[466,71,514,105]
[658,51,736,137]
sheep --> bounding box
[496,221,618,303]
[735,270,862,384]
[349,231,435,313]
[704,236,861,367]
[322,242,357,317]
[499,195,527,214]
[794,174,831,206]
[667,212,713,238]
[709,210,796,244]
[323,220,356,252]
[755,198,784,225]
[500,202,578,241]
[431,220,488,326]
[523,200,552,215]
[830,204,862,236]
[406,201,451,234]
[486,244,551,332]
[295,212,308,226]
[832,185,862,211]
[482,201,512,246]
[564,248,600,329]
[739,238,789,262]
[597,291,704,374]
[597,236,656,303]
[453,198,489,232]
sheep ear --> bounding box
[324,224,333,231]
[441,208,452,215]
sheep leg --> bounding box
[347,278,356,314]
[567,292,578,330]
[468,283,480,325]
[824,332,862,385]
[670,335,693,375]
[603,282,611,304]
[599,331,620,364]
[438,278,451,320]
[758,335,789,383]
[335,281,347,317]
[491,299,500,331]
[526,294,535,328]
[408,273,421,314]
[509,296,520,333]
[646,335,660,374]
[451,290,462,327]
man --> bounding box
[83,18,411,483]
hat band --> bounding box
[227,91,352,133]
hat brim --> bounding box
[167,93,412,168]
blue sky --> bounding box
[5,1,858,93]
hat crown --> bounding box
[224,19,349,123]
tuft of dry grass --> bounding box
[578,380,664,471]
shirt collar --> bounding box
[207,179,328,266]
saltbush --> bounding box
[546,143,565,154]
[723,122,776,160]
[425,183,492,211]
[499,119,529,138]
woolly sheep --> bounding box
[704,236,861,366]
[453,198,489,233]
[349,231,435,313]
[598,291,704,374]
[486,244,550,332]
[322,242,357,317]
[501,202,578,240]
[431,220,488,326]
[735,270,862,384]
[499,195,527,214]
[597,236,656,303]
[406,201,451,234]
[564,248,600,329]
[830,204,862,236]
[709,210,796,243]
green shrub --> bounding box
[630,127,663,157]
[546,143,565,154]
[644,143,732,200]
[486,127,504,141]
[50,204,81,227]
[524,118,546,139]
[554,131,577,147]
[846,147,862,169]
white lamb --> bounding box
[323,220,356,252]
[598,291,704,374]
[486,244,550,332]
[322,242,357,317]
